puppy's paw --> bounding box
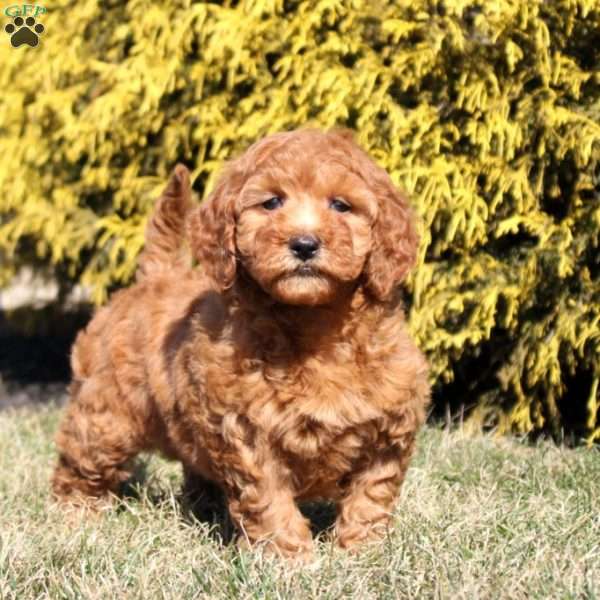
[51,489,118,515]
[335,521,389,552]
[49,493,116,529]
[237,535,315,563]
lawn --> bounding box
[0,404,598,599]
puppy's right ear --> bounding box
[188,169,240,291]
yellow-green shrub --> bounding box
[0,0,598,441]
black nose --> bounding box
[289,235,320,261]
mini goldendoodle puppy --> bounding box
[52,129,430,559]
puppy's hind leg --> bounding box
[52,377,146,506]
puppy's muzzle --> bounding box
[289,235,320,261]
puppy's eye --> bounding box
[262,196,284,210]
[330,197,351,213]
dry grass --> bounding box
[0,404,598,599]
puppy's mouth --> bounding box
[266,262,346,305]
[275,264,328,284]
[292,265,321,277]
[280,263,345,282]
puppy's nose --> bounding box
[289,235,320,261]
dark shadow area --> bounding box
[428,322,596,446]
[0,306,91,410]
[119,461,154,502]
[180,476,338,543]
[119,460,337,545]
[119,463,234,544]
[429,327,516,428]
[557,366,595,442]
[299,501,337,537]
[0,306,90,383]
[180,471,235,544]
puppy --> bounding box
[52,129,430,558]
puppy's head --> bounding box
[188,129,418,305]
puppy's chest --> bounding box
[268,396,408,500]
[247,347,383,430]
[245,353,395,489]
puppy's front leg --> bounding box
[216,413,313,559]
[228,475,313,559]
[335,437,415,550]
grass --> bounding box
[0,404,598,599]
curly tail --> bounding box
[137,164,194,279]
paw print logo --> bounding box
[5,16,44,48]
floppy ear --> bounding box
[188,168,241,291]
[364,173,419,302]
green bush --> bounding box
[0,0,598,441]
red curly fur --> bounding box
[52,129,430,559]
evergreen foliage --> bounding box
[0,0,598,440]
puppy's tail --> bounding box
[137,164,194,279]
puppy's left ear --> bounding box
[364,172,419,302]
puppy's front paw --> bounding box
[335,520,389,551]
[237,532,315,562]
[49,493,116,529]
